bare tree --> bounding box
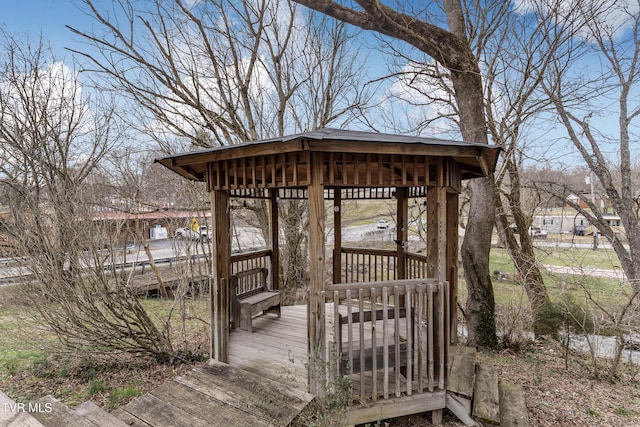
[69,0,371,144]
[361,1,570,336]
[0,31,175,362]
[539,2,640,370]
[475,0,596,336]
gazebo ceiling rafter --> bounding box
[227,187,428,201]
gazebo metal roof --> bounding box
[155,128,501,184]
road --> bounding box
[543,264,626,280]
[0,225,625,284]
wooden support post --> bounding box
[211,190,231,362]
[396,187,408,280]
[446,191,459,344]
[269,189,280,291]
[333,190,342,285]
[426,171,447,281]
[426,161,447,424]
[308,152,326,397]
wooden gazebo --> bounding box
[156,128,500,425]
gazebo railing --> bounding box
[340,247,429,283]
[230,248,271,275]
[321,279,449,403]
[406,252,429,279]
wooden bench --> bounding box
[230,267,280,333]
[337,307,410,375]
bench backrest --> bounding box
[231,267,269,299]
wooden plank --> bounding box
[499,382,530,427]
[30,395,96,427]
[149,380,269,426]
[472,363,500,424]
[307,150,325,396]
[74,400,129,427]
[340,343,408,375]
[110,408,152,427]
[446,345,476,397]
[74,401,129,427]
[446,191,459,344]
[211,189,231,362]
[177,361,313,426]
[345,390,446,426]
[118,393,210,427]
[446,393,476,426]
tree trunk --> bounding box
[461,178,498,348]
[448,62,498,348]
[495,160,551,336]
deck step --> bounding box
[30,395,97,427]
[0,391,46,427]
[75,401,130,427]
[499,382,530,427]
[446,346,478,426]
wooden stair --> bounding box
[446,346,530,426]
[111,360,314,426]
[7,360,314,427]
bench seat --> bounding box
[231,268,280,333]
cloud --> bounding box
[512,0,639,40]
[377,60,458,137]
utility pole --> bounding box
[586,173,598,251]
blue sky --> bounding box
[1,0,635,168]
[0,0,87,55]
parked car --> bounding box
[528,226,548,239]
[376,219,389,229]
[175,226,211,242]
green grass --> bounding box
[88,380,106,395]
[340,199,396,227]
[0,306,47,378]
[108,384,142,408]
[491,245,623,273]
[488,246,633,322]
[534,246,622,270]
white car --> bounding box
[377,220,389,229]
[175,226,210,242]
[528,227,548,240]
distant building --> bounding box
[530,208,589,234]
[531,208,624,238]
[566,192,610,210]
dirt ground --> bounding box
[2,337,638,426]
[385,337,640,427]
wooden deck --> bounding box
[228,303,422,398]
[228,305,309,391]
[229,303,449,426]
